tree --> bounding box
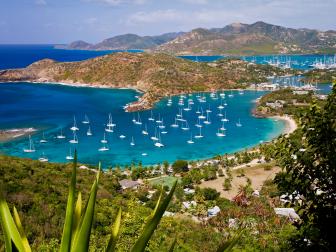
[172,160,189,174]
[274,84,336,251]
[200,187,220,201]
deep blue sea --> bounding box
[0,45,331,167]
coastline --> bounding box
[270,115,297,135]
[0,128,36,143]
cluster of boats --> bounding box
[23,91,245,162]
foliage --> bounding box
[274,84,336,250]
[172,160,189,174]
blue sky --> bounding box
[1,0,336,44]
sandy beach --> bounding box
[0,128,36,142]
[270,115,298,135]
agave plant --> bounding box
[0,151,177,252]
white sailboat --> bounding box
[66,148,74,160]
[142,124,149,135]
[82,114,90,124]
[101,133,108,143]
[187,133,194,144]
[23,135,35,153]
[183,102,191,111]
[57,128,66,139]
[141,152,148,156]
[236,118,242,127]
[148,111,154,121]
[171,118,179,128]
[98,143,109,152]
[195,118,203,128]
[228,90,234,98]
[196,106,201,114]
[198,108,206,120]
[119,134,126,139]
[154,132,164,147]
[216,128,225,137]
[69,131,78,144]
[181,120,190,131]
[40,132,48,143]
[150,127,159,141]
[87,126,93,136]
[38,152,48,162]
[70,116,79,131]
[130,137,135,146]
[107,113,116,127]
[222,111,229,122]
[156,114,163,124]
[194,127,203,139]
[135,113,142,125]
[204,111,211,125]
[158,119,165,129]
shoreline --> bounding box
[269,115,297,135]
[0,128,37,143]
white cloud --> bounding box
[123,0,336,31]
[35,0,47,5]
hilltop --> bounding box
[59,22,336,55]
[153,21,336,55]
[0,52,297,111]
[58,32,184,50]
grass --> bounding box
[147,176,180,189]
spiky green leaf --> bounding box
[60,150,77,252]
[131,180,177,252]
[105,207,122,252]
[13,207,31,251]
[71,164,100,252]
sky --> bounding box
[0,0,336,44]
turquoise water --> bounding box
[0,82,285,167]
[180,54,336,70]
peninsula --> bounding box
[0,52,297,111]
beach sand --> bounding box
[270,115,297,135]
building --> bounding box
[119,179,140,190]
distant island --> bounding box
[59,21,336,56]
[0,52,297,111]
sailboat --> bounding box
[101,133,108,143]
[206,105,212,113]
[135,113,142,125]
[150,127,159,141]
[82,114,90,124]
[195,118,203,128]
[38,152,48,162]
[69,131,78,144]
[40,132,47,143]
[106,113,116,127]
[130,137,135,146]
[198,108,206,119]
[87,126,93,136]
[204,111,211,125]
[216,128,225,137]
[183,102,191,111]
[119,134,126,139]
[222,111,229,122]
[148,111,155,121]
[228,90,234,98]
[239,89,244,95]
[171,118,179,128]
[217,107,223,117]
[181,120,190,130]
[142,124,149,135]
[156,114,163,124]
[98,143,109,152]
[187,133,194,144]
[218,99,224,110]
[154,132,164,147]
[66,148,74,160]
[70,116,79,131]
[57,128,66,139]
[196,106,201,114]
[236,118,242,127]
[158,119,165,129]
[194,127,203,139]
[23,135,35,153]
